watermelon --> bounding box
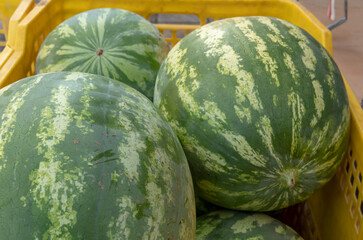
[154,16,350,211]
[36,8,169,100]
[196,210,303,240]
[0,72,195,239]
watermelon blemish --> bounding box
[280,169,299,188]
[96,48,104,56]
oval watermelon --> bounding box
[196,210,303,240]
[0,72,195,239]
[36,8,169,100]
[154,16,350,211]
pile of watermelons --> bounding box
[0,8,350,239]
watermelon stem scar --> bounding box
[280,169,299,188]
[96,49,104,56]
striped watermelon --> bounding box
[154,17,350,211]
[196,210,303,240]
[0,72,195,239]
[36,8,169,100]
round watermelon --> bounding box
[0,72,195,239]
[36,8,169,100]
[154,16,350,211]
[196,210,303,240]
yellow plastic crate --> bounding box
[0,0,362,239]
[0,0,22,50]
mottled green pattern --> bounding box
[196,210,303,240]
[0,72,195,239]
[154,17,350,211]
[36,8,169,100]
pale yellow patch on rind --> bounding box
[75,82,96,134]
[30,161,85,239]
[213,44,263,113]
[96,8,109,46]
[118,131,144,181]
[38,44,55,60]
[288,92,305,157]
[36,85,73,159]
[103,53,151,90]
[56,24,76,38]
[234,105,252,124]
[285,23,317,80]
[56,44,93,56]
[221,132,267,168]
[117,108,145,181]
[283,52,300,84]
[275,224,286,234]
[197,220,221,239]
[256,116,283,169]
[110,196,135,239]
[231,214,272,234]
[0,76,42,171]
[273,95,278,107]
[197,179,252,198]
[310,80,325,127]
[144,182,165,239]
[203,101,227,127]
[31,83,85,239]
[331,105,350,152]
[196,25,225,57]
[77,12,88,31]
[320,47,337,99]
[256,17,289,49]
[235,19,280,87]
[164,45,202,120]
[189,65,198,79]
[183,134,227,173]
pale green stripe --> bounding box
[235,198,267,210]
[0,76,43,171]
[38,44,55,61]
[234,105,252,124]
[312,80,325,119]
[283,52,300,85]
[77,12,88,31]
[197,180,252,198]
[31,83,85,238]
[42,51,94,73]
[56,23,76,38]
[235,18,280,87]
[214,44,263,112]
[288,92,305,158]
[256,17,289,48]
[96,9,109,47]
[195,23,225,57]
[143,182,165,239]
[257,116,283,169]
[36,85,74,158]
[231,214,272,234]
[197,220,220,239]
[183,134,227,173]
[221,132,267,168]
[103,53,151,87]
[320,47,336,99]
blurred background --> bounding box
[301,0,363,106]
[0,0,362,103]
